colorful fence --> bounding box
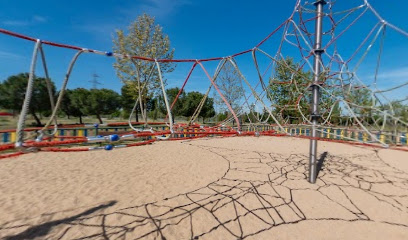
[274,126,408,146]
[244,124,407,146]
[0,125,157,143]
[1,124,407,146]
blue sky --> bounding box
[0,0,407,102]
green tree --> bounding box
[157,87,185,118]
[389,102,408,122]
[87,89,121,124]
[345,87,372,124]
[328,102,342,125]
[0,73,56,126]
[242,104,261,124]
[268,58,311,123]
[216,112,228,122]
[61,88,89,124]
[215,61,244,113]
[121,84,139,121]
[268,58,339,124]
[113,13,175,123]
[200,96,216,123]
[182,91,215,123]
[379,101,408,126]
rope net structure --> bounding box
[1,0,408,161]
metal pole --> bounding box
[309,0,326,183]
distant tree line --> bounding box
[267,58,408,127]
[0,73,217,126]
[1,14,406,130]
[1,65,406,128]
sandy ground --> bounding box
[0,136,407,239]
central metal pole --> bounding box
[309,0,326,184]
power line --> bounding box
[89,73,102,89]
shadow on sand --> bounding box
[3,201,116,240]
[1,144,408,239]
[316,151,328,177]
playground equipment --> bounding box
[0,0,407,184]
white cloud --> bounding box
[33,15,47,23]
[76,23,118,36]
[121,0,192,20]
[375,67,408,81]
[74,0,191,41]
[0,51,24,59]
[2,15,47,27]
[2,20,30,27]
[361,67,408,101]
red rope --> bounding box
[170,63,197,110]
[256,19,289,48]
[42,147,89,152]
[0,122,169,134]
[0,143,15,152]
[25,139,87,148]
[0,11,291,64]
[197,62,241,131]
[125,139,156,147]
[1,131,406,159]
[0,152,25,159]
[0,27,264,63]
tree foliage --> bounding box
[0,73,56,126]
[268,58,311,123]
[379,100,408,125]
[344,87,374,124]
[113,13,175,122]
[182,91,215,123]
[158,87,185,117]
[61,88,121,124]
[61,88,89,124]
[121,84,139,121]
[268,58,339,124]
[87,89,121,124]
[215,61,244,113]
[388,101,408,122]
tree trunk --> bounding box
[31,112,42,126]
[135,106,139,122]
[96,114,103,124]
[79,115,83,124]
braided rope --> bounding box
[3,0,408,153]
[188,59,226,124]
[37,45,58,138]
[15,40,41,148]
[155,60,174,140]
[128,63,156,132]
[35,50,85,139]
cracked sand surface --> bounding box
[1,137,407,239]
